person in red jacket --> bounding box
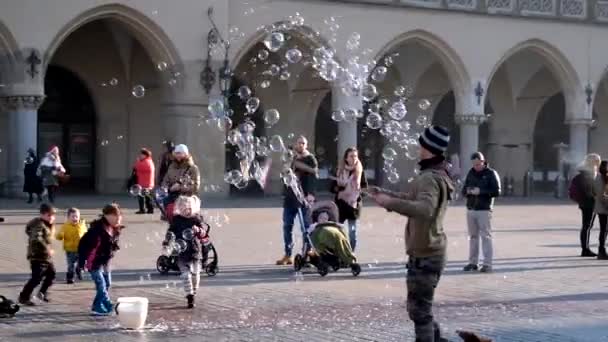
[133,148,155,214]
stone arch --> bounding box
[0,20,18,59]
[44,3,181,71]
[487,39,580,118]
[373,29,471,113]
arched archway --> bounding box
[39,65,96,189]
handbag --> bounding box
[126,168,137,190]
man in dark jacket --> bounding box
[368,125,453,342]
[19,203,57,306]
[276,136,318,265]
[462,152,501,273]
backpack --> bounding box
[568,174,582,203]
[0,295,19,318]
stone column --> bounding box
[567,118,592,168]
[455,113,485,174]
[0,95,45,197]
[331,86,361,160]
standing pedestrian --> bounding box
[569,153,600,257]
[461,152,501,273]
[276,136,318,265]
[78,203,124,315]
[161,144,201,221]
[593,160,608,260]
[133,148,156,214]
[332,147,367,251]
[37,146,66,204]
[23,148,43,203]
[158,140,175,185]
[367,125,453,342]
[19,203,57,306]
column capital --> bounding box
[455,113,487,125]
[565,118,593,127]
[0,94,45,111]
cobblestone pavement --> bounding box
[0,196,607,341]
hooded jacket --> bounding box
[23,151,43,194]
[25,218,54,262]
[161,156,200,196]
[381,156,454,258]
[78,218,121,270]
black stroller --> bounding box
[151,188,219,276]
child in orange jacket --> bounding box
[55,208,87,284]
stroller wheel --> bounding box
[331,264,340,272]
[205,264,218,276]
[317,263,329,277]
[294,254,304,271]
[156,256,170,275]
[351,263,361,277]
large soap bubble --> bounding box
[264,109,280,127]
[263,32,285,52]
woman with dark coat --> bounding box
[23,149,43,203]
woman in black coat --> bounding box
[23,149,43,203]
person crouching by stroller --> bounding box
[78,204,124,315]
[162,195,204,309]
[305,201,360,275]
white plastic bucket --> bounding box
[115,297,149,329]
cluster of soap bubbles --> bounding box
[162,231,188,255]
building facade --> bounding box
[1,0,608,197]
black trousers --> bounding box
[407,255,445,342]
[580,207,595,250]
[20,261,56,300]
[598,214,607,252]
[46,186,58,203]
[138,193,154,213]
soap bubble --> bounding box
[258,49,269,61]
[264,109,280,127]
[155,187,168,201]
[269,135,285,152]
[344,109,358,123]
[182,228,194,241]
[246,97,260,114]
[234,177,249,190]
[371,66,387,82]
[168,78,177,86]
[157,62,168,71]
[263,32,285,52]
[174,239,188,253]
[388,101,407,121]
[165,231,176,242]
[269,64,281,76]
[281,150,295,163]
[208,98,225,118]
[416,115,430,127]
[109,78,118,86]
[361,84,378,102]
[260,80,271,88]
[279,70,291,81]
[384,55,394,67]
[365,112,383,129]
[227,129,242,145]
[418,99,431,111]
[224,170,244,185]
[131,85,145,98]
[238,86,252,100]
[331,110,345,122]
[346,32,361,50]
[286,48,303,64]
[382,147,397,161]
[388,171,400,184]
[129,184,142,196]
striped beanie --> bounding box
[418,125,450,156]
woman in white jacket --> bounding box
[37,146,66,203]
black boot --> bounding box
[66,271,74,284]
[186,294,195,309]
[598,248,608,260]
[581,249,597,257]
[27,193,33,204]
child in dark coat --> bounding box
[162,195,204,308]
[78,204,124,315]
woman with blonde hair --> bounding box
[571,153,601,257]
[331,147,367,251]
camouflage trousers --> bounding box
[406,254,446,342]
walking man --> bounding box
[276,136,318,265]
[462,152,501,273]
[368,125,453,342]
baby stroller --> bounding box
[293,202,361,277]
[152,188,219,276]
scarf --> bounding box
[337,160,362,208]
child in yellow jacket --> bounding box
[55,208,87,284]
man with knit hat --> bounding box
[367,125,454,342]
[462,152,500,273]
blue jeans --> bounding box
[65,252,78,280]
[90,267,112,313]
[345,220,358,251]
[282,206,311,257]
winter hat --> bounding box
[173,195,201,217]
[49,145,59,154]
[173,144,189,156]
[418,125,450,156]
